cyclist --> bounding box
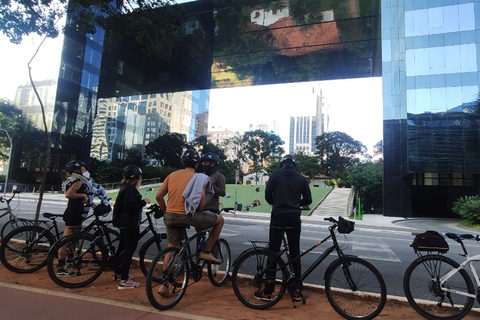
[261,154,312,302]
[156,149,224,265]
[57,160,90,276]
[112,165,151,289]
[199,152,226,213]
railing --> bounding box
[23,178,163,194]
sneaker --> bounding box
[113,274,133,281]
[292,290,302,302]
[254,291,274,301]
[118,279,140,290]
[56,267,77,276]
[199,251,221,264]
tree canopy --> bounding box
[1,0,179,45]
[144,132,188,169]
[315,131,366,178]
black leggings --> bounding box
[265,222,301,294]
[117,227,139,281]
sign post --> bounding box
[234,170,239,216]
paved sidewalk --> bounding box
[5,192,478,320]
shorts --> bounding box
[163,211,218,244]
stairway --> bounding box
[311,188,353,217]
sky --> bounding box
[0,34,383,156]
[208,78,383,155]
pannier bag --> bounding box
[411,230,449,253]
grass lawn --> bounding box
[108,184,331,215]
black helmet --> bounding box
[123,165,142,179]
[182,149,200,163]
[201,152,219,164]
[65,160,86,174]
[280,154,296,166]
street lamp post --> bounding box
[0,125,12,195]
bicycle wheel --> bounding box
[146,247,189,310]
[208,238,231,286]
[139,235,163,276]
[46,233,107,288]
[1,217,31,239]
[0,225,55,273]
[403,254,474,320]
[231,248,288,310]
[325,257,386,320]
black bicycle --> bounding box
[45,204,165,288]
[0,212,64,273]
[231,217,387,320]
[145,224,231,310]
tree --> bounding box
[315,131,366,178]
[1,0,179,45]
[144,132,188,169]
[346,161,383,214]
[242,130,284,181]
[293,152,322,183]
[373,140,383,157]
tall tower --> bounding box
[289,85,324,154]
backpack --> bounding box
[411,230,449,253]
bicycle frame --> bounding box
[436,254,480,299]
[255,223,356,289]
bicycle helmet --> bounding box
[65,160,86,174]
[280,154,296,166]
[182,149,200,163]
[201,152,219,164]
[123,165,142,179]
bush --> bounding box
[452,195,480,223]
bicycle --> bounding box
[0,201,121,274]
[145,224,232,310]
[403,230,480,320]
[0,190,31,239]
[0,212,64,273]
[231,216,387,320]
[45,204,166,288]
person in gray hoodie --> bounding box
[259,154,312,302]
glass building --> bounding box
[382,0,480,217]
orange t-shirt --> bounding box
[163,168,195,214]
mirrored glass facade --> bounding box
[382,0,480,217]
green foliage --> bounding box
[452,196,480,223]
[346,161,383,213]
[144,132,189,169]
[0,0,177,45]
[293,152,322,182]
[315,131,366,178]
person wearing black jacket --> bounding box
[259,154,312,302]
[112,165,151,290]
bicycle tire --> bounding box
[139,235,163,276]
[403,254,474,320]
[231,248,288,310]
[46,233,107,288]
[208,238,231,286]
[325,257,386,320]
[1,217,31,239]
[0,225,56,273]
[146,247,189,310]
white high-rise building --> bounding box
[289,86,323,154]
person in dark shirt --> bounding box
[112,165,151,289]
[259,154,312,302]
[200,152,226,213]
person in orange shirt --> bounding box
[156,149,224,264]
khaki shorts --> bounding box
[164,211,218,244]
